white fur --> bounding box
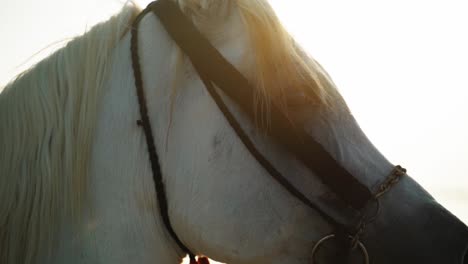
[2,1,466,264]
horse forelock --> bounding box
[0,4,139,263]
[171,0,341,128]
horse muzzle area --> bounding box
[367,203,468,264]
[310,177,468,264]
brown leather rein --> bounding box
[130,1,406,263]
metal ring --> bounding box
[311,234,369,264]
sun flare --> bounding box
[0,1,466,264]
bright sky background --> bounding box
[1,1,467,262]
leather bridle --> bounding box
[130,1,406,263]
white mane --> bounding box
[0,5,139,263]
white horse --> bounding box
[0,1,467,264]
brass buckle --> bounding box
[311,234,369,264]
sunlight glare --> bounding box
[269,0,468,223]
[0,1,466,264]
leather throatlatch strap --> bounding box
[130,3,204,264]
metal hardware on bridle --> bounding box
[311,234,370,264]
[311,166,406,263]
[130,1,407,263]
[351,166,406,246]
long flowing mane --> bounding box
[0,5,139,263]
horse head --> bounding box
[128,1,467,263]
[1,0,466,263]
